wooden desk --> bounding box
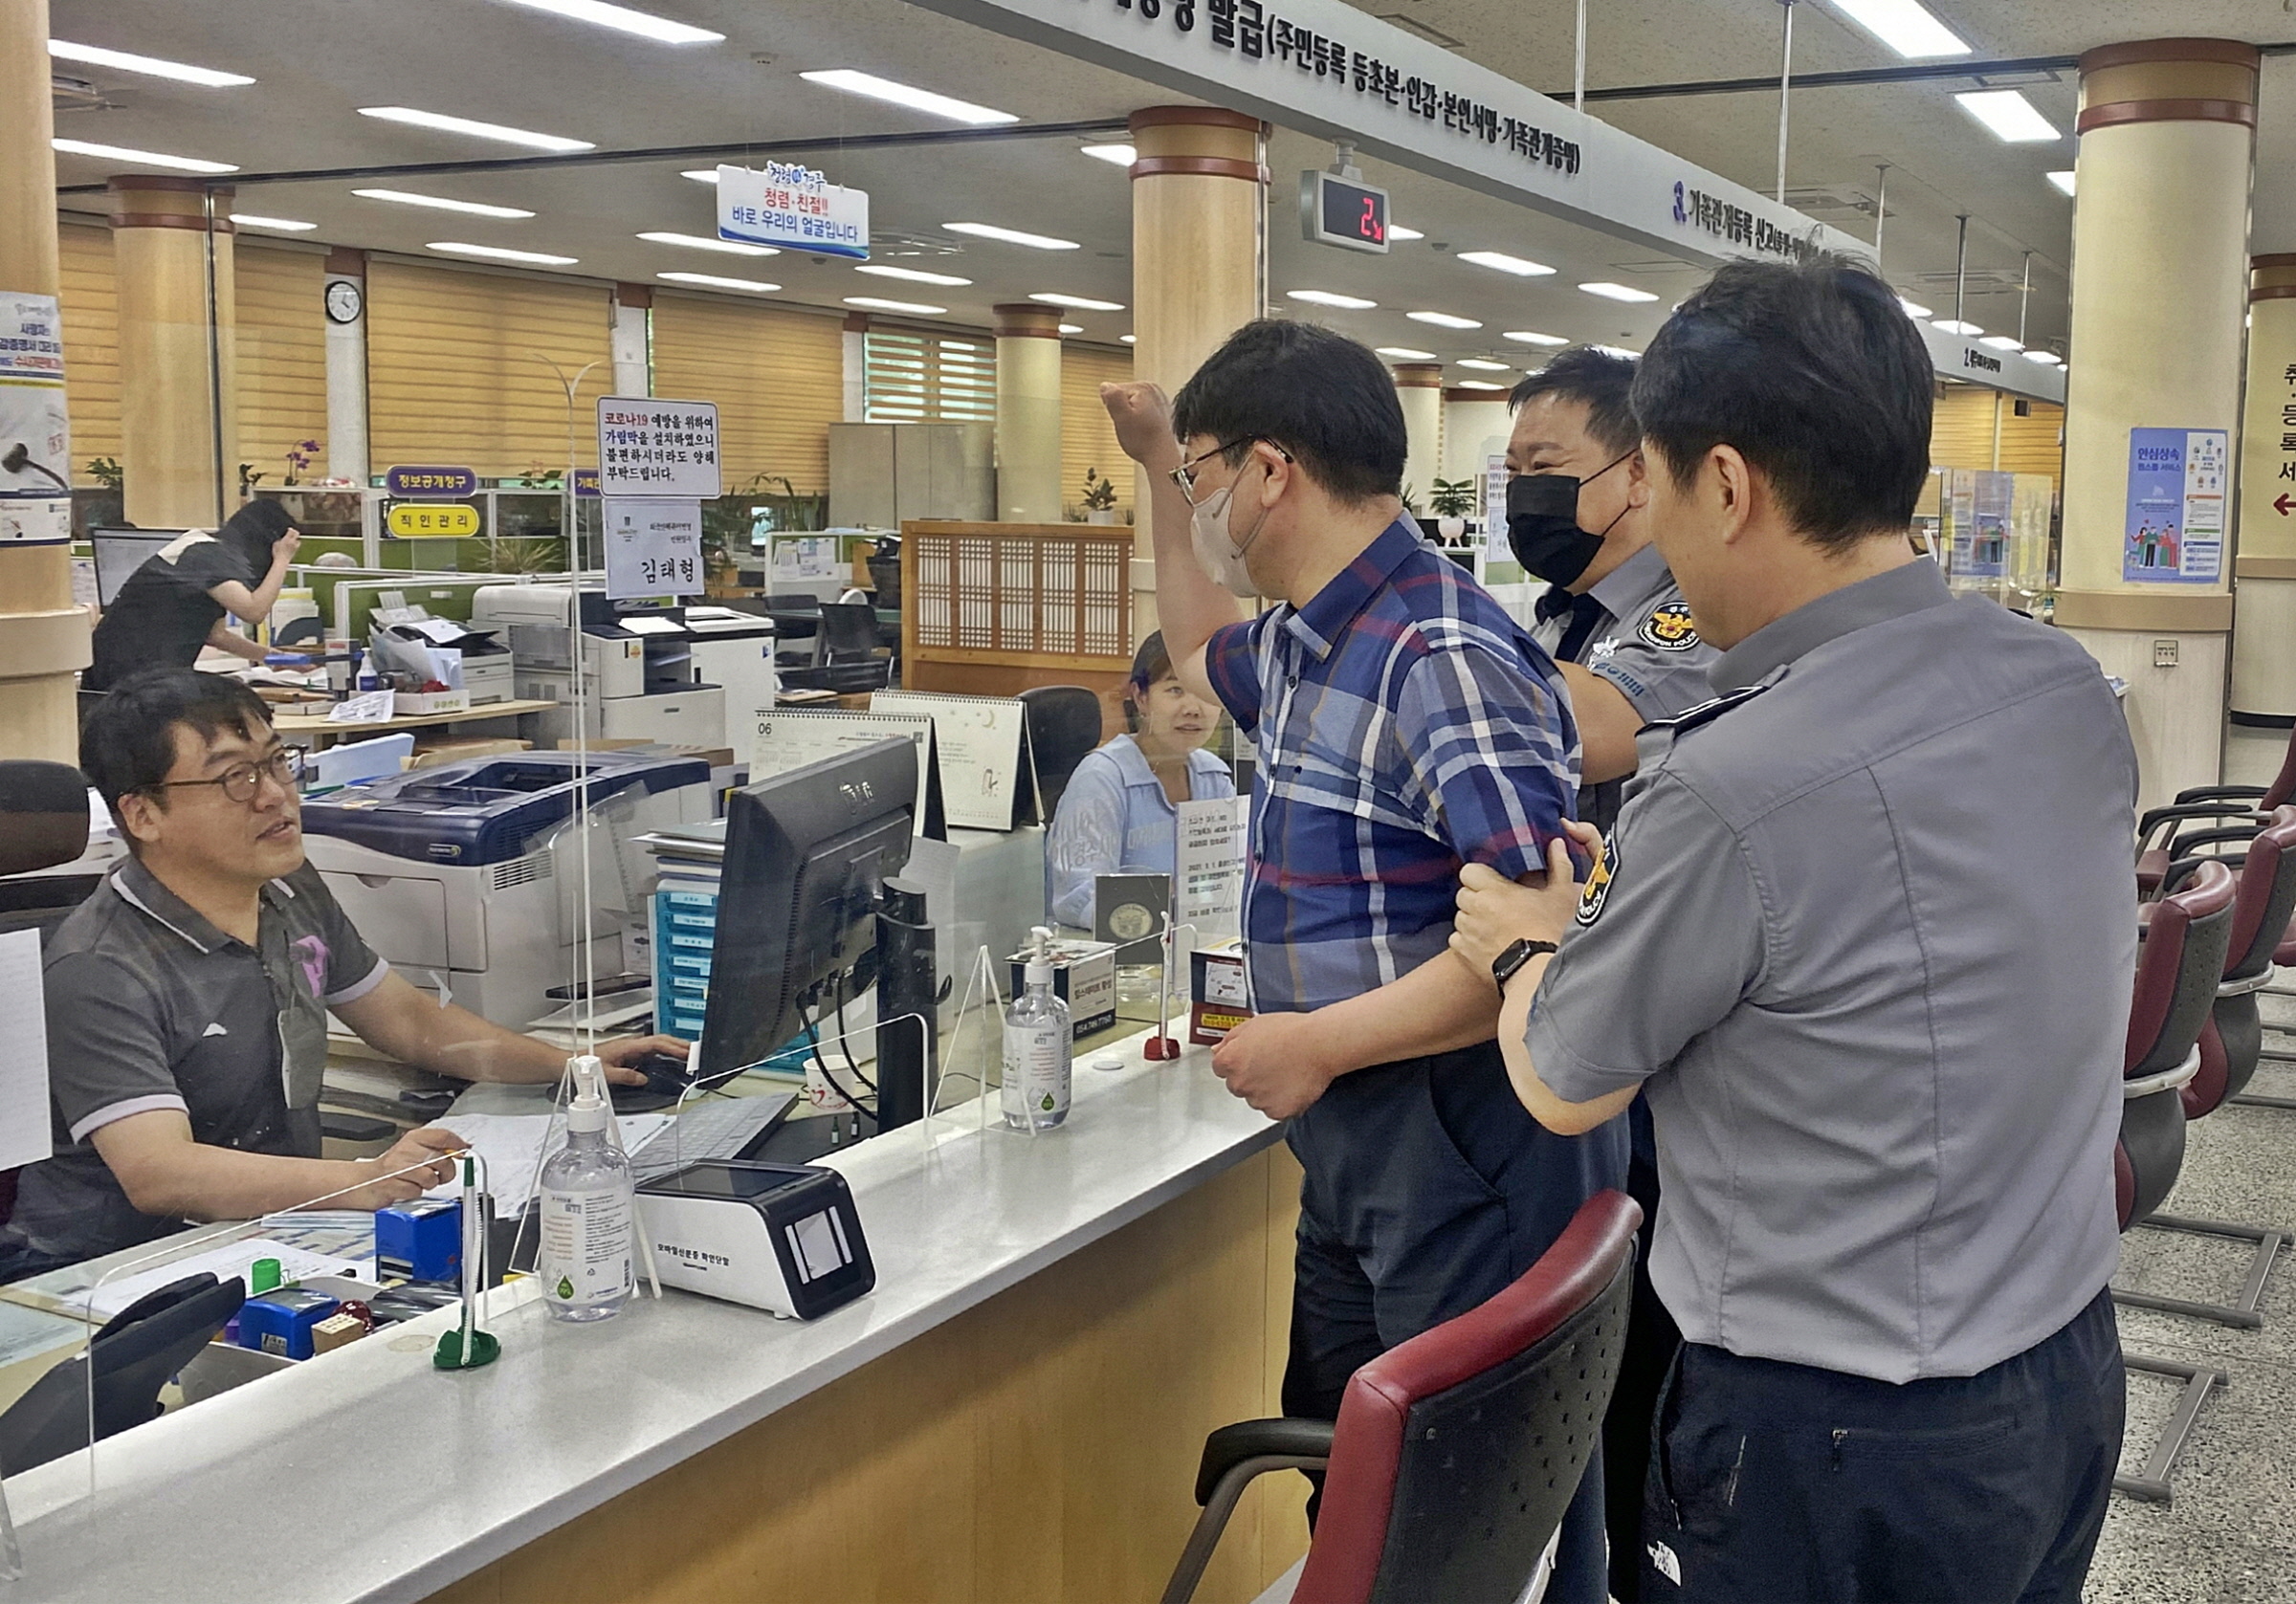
[272,697,559,747]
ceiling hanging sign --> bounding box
[1914,321,2065,406]
[0,291,71,546]
[901,0,1868,269]
[717,163,871,259]
[597,396,721,499]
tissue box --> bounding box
[392,688,471,716]
[1190,947,1251,1045]
[1006,938,1116,1040]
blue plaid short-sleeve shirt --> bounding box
[1204,519,1578,1013]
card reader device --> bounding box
[635,1160,873,1321]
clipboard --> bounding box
[751,708,948,839]
[868,691,1039,832]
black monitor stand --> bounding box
[872,877,937,1133]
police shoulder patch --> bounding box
[1638,600,1702,652]
[1576,832,1617,927]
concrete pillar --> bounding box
[1442,386,1512,519]
[2054,38,2259,812]
[1392,363,1444,516]
[992,302,1064,522]
[110,174,237,528]
[0,0,90,762]
[323,247,368,484]
[2231,253,2296,780]
[842,312,869,423]
[610,282,651,398]
[1129,106,1269,636]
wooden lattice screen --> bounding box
[902,521,1134,672]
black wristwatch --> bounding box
[1491,937,1558,990]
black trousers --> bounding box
[1280,1042,1628,1604]
[1641,1287,2125,1604]
[1603,1098,1680,1603]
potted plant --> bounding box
[75,455,125,538]
[1427,476,1478,540]
[1081,468,1119,524]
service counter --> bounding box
[2,1026,1310,1604]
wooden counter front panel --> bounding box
[426,1146,1308,1604]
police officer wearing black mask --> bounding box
[1504,346,1722,1604]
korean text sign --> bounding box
[604,498,704,600]
[2123,428,2227,584]
[597,397,721,499]
[717,163,871,259]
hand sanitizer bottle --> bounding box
[1002,927,1072,1131]
[540,1055,636,1323]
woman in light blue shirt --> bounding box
[1046,631,1236,930]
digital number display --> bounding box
[1302,171,1392,255]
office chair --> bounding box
[2134,724,2296,894]
[1161,1190,1641,1604]
[0,1271,248,1475]
[0,758,97,942]
[2111,858,2237,1504]
[1017,687,1105,819]
[762,594,823,670]
[780,603,893,695]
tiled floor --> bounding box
[2088,987,2296,1602]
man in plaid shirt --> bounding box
[1104,320,1625,1603]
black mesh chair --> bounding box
[1018,686,1106,819]
[780,603,893,695]
[762,594,822,670]
[0,759,97,943]
[1162,1191,1640,1604]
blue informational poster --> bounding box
[1964,471,2012,579]
[2124,428,2227,583]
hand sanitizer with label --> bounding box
[1002,927,1072,1131]
[540,1054,636,1322]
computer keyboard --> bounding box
[628,1092,798,1183]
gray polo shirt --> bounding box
[10,858,388,1264]
[1525,560,2135,1382]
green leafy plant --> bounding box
[516,463,565,489]
[701,472,825,575]
[479,536,562,575]
[87,456,124,492]
[1081,468,1118,513]
[1427,477,1478,519]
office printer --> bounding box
[469,584,726,748]
[300,750,712,1028]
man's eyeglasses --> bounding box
[146,749,303,805]
[1168,437,1292,505]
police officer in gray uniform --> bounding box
[1506,347,1720,834]
[1455,256,2133,1603]
[1503,345,1722,1603]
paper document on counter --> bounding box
[422,1110,674,1211]
[75,1238,372,1323]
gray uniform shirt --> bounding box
[11,859,388,1264]
[1525,560,2136,1383]
[1531,542,1721,829]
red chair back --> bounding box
[1294,1191,1642,1604]
[2120,861,2235,1227]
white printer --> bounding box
[469,583,727,749]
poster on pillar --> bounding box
[2123,428,2227,583]
[603,498,704,600]
[0,291,71,545]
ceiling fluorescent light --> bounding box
[230,213,317,231]
[1288,289,1378,310]
[1826,0,1970,59]
[638,230,778,256]
[429,241,577,264]
[1454,380,1508,390]
[681,168,720,184]
[1456,358,1512,371]
[942,221,1078,251]
[1954,91,2060,143]
[798,69,1017,127]
[1376,346,1439,361]
[1457,250,1556,277]
[846,296,948,316]
[1503,330,1569,347]
[359,106,593,152]
[1593,344,1640,360]
[1408,311,1483,328]
[1029,292,1125,311]
[2024,350,2063,365]
[2047,170,2077,197]
[658,272,780,292]
[51,138,236,174]
[1058,324,1084,334]
[1898,297,1932,319]
[1119,334,1136,343]
[1579,281,1660,303]
[856,263,972,287]
[1387,224,1425,241]
[355,188,535,218]
[1932,318,1983,336]
[1080,143,1136,165]
[48,39,254,86]
[490,0,722,44]
[1978,335,2023,351]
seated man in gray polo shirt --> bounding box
[1455,257,2133,1603]
[0,670,685,1279]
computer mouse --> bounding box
[610,1051,693,1113]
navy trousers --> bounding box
[1281,1041,1629,1604]
[1641,1287,2125,1604]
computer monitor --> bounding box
[697,737,917,1088]
[92,527,187,606]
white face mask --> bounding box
[1188,473,1270,598]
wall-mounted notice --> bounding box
[1175,796,1246,938]
[597,396,721,498]
[603,498,703,599]
[870,691,1036,832]
[0,291,70,545]
[2124,428,2228,584]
